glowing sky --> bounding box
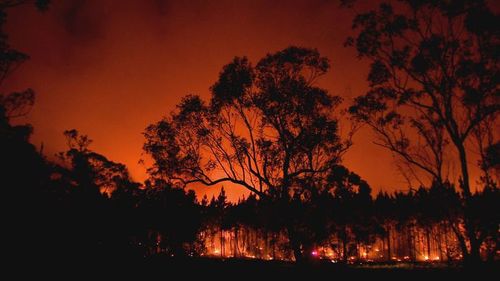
[4,0,483,201]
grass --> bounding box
[20,254,498,278]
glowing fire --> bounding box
[199,226,465,262]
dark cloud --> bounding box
[152,0,170,16]
[60,0,106,43]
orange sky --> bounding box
[4,0,483,201]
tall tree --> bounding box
[144,46,353,261]
[144,47,350,197]
[346,0,499,263]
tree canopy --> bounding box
[346,0,499,264]
[144,46,352,200]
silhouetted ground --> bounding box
[23,255,498,279]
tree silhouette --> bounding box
[137,179,204,257]
[1,0,497,269]
[58,129,131,195]
[50,129,135,259]
[346,0,499,264]
[0,0,54,262]
[373,191,396,261]
[144,47,351,198]
[329,165,372,262]
[144,46,355,261]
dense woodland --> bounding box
[2,0,498,266]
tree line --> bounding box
[1,0,498,265]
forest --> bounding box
[2,0,498,271]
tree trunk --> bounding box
[426,227,431,259]
[444,224,451,262]
[386,226,391,261]
[220,228,224,257]
[457,143,472,199]
[456,141,482,265]
[357,242,361,260]
[287,227,303,263]
[272,232,276,260]
[263,231,268,259]
[467,236,481,265]
[407,225,414,261]
[437,225,444,261]
[291,237,303,262]
[342,226,348,263]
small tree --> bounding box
[58,129,131,196]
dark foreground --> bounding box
[19,255,499,279]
